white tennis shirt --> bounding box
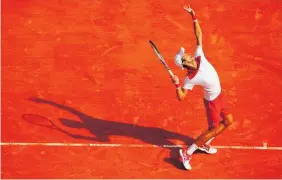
[182,46,221,101]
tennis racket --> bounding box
[149,40,174,77]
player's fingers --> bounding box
[184,5,191,12]
[173,76,179,84]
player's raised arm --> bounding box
[184,5,202,46]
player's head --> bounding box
[174,47,196,70]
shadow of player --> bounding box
[28,97,197,169]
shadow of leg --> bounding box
[163,148,186,170]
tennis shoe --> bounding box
[179,148,192,170]
[198,144,217,154]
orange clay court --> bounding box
[1,0,282,179]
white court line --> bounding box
[1,142,282,150]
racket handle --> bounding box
[168,70,174,77]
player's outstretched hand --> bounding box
[184,4,195,16]
[171,75,180,85]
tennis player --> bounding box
[171,5,234,170]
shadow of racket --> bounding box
[22,113,98,140]
[23,114,63,130]
[22,113,80,138]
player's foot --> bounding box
[198,144,217,154]
[179,148,192,170]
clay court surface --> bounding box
[1,0,282,179]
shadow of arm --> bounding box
[56,128,109,142]
[29,97,85,117]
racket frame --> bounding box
[149,40,174,77]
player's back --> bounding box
[199,58,221,100]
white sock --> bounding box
[187,144,198,155]
[205,137,215,145]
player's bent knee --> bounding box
[223,114,233,127]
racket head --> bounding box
[22,114,55,128]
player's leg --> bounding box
[196,94,233,152]
[194,121,227,146]
[179,99,219,170]
[179,94,233,170]
[220,94,234,128]
[179,96,226,162]
[198,113,233,146]
[179,128,221,170]
[193,98,224,147]
[195,113,233,151]
[221,113,233,128]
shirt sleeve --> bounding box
[182,77,195,90]
[194,45,204,57]
[195,45,209,63]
